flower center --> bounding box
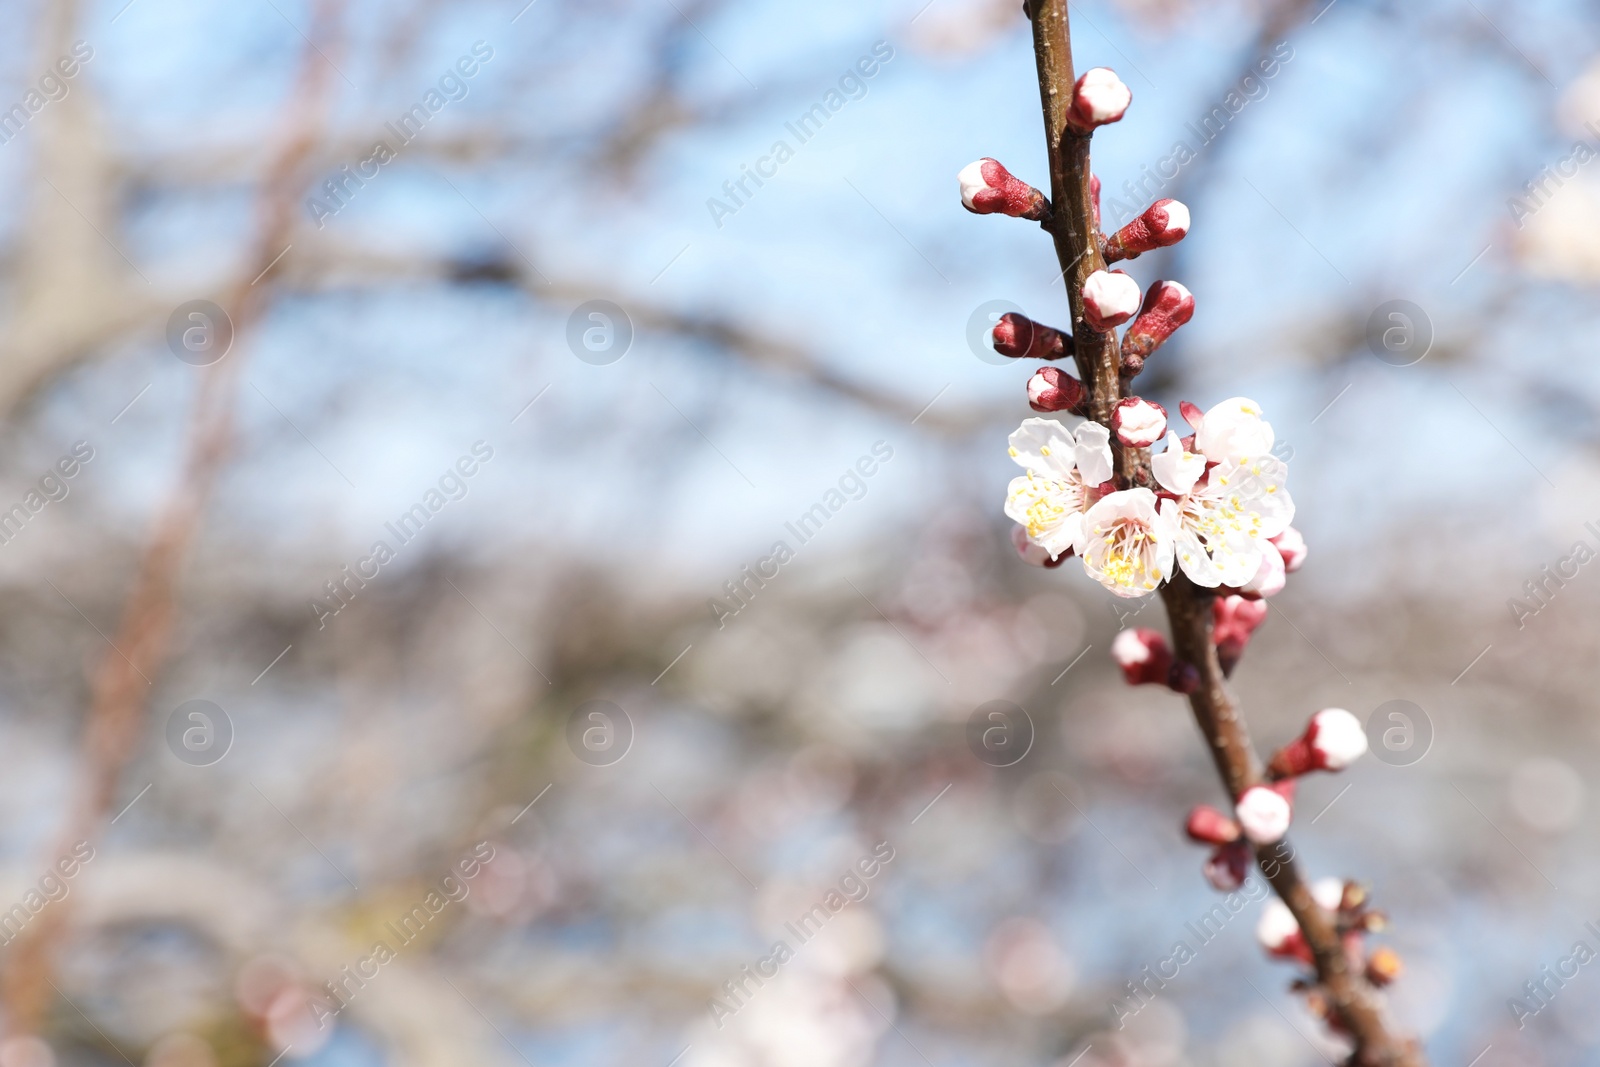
[1099,517,1160,589]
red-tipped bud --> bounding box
[1081,269,1140,332]
[1366,946,1404,987]
[958,158,1050,221]
[1269,708,1369,779]
[1120,281,1195,373]
[992,312,1071,361]
[1186,804,1241,845]
[1110,628,1172,686]
[1203,840,1252,892]
[1271,526,1308,573]
[1104,199,1191,263]
[1113,397,1167,447]
[1011,524,1068,568]
[1090,174,1102,229]
[1257,899,1313,963]
[1213,594,1268,675]
[1235,784,1291,844]
[1026,366,1086,414]
[1066,67,1131,132]
[1178,400,1205,432]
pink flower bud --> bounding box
[1113,397,1167,447]
[1178,400,1205,433]
[1213,594,1268,675]
[1081,269,1140,332]
[1011,523,1068,568]
[1120,281,1195,369]
[1271,526,1308,572]
[1269,708,1369,778]
[1026,366,1086,414]
[1235,784,1291,845]
[1111,628,1172,686]
[958,158,1050,221]
[1066,67,1131,132]
[1185,804,1241,845]
[993,312,1071,361]
[1256,899,1312,963]
[1090,173,1102,230]
[1104,200,1191,263]
[1240,544,1286,599]
[1203,840,1251,892]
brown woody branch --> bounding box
[1026,4,1424,1063]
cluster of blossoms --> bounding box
[1005,399,1301,599]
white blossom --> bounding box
[1157,454,1294,588]
[1079,488,1174,598]
[1003,418,1111,560]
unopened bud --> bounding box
[1121,281,1195,369]
[1366,946,1404,986]
[1213,594,1268,675]
[1066,67,1131,132]
[1026,366,1086,413]
[1256,899,1312,963]
[993,312,1071,361]
[1311,876,1345,913]
[1271,526,1308,572]
[1011,523,1068,568]
[1235,784,1292,845]
[1104,199,1190,263]
[958,158,1050,220]
[1269,708,1369,778]
[1081,269,1140,332]
[1203,840,1251,892]
[1111,628,1172,686]
[1186,804,1241,845]
[1113,397,1167,447]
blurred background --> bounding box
[0,0,1596,1064]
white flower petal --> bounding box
[1195,396,1274,463]
[1008,418,1078,480]
[1073,420,1114,485]
[1168,504,1224,586]
[1151,432,1205,494]
[1005,475,1084,559]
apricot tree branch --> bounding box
[1026,3,1425,1063]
